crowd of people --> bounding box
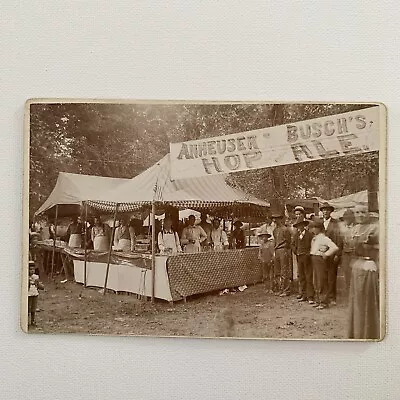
[257,202,380,339]
[157,214,243,255]
[28,202,380,338]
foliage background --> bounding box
[30,102,378,218]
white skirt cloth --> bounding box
[93,236,109,251]
[68,233,82,248]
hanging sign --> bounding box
[169,106,381,180]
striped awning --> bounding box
[86,154,269,217]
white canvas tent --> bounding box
[35,172,130,217]
[316,190,370,219]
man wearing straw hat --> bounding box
[293,205,306,222]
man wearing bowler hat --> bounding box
[292,218,314,304]
[320,202,343,305]
[272,212,292,296]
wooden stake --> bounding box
[151,202,156,302]
[50,204,58,279]
[103,204,119,295]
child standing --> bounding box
[257,227,274,292]
[309,220,339,309]
[28,261,44,326]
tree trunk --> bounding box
[269,104,286,212]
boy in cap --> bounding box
[272,212,292,296]
[320,202,343,305]
[309,219,339,309]
[257,226,274,292]
[292,219,314,304]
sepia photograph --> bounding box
[23,100,385,340]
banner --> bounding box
[169,106,380,180]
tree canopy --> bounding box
[29,102,379,219]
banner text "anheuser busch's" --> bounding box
[169,106,381,180]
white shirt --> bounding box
[211,228,228,250]
[28,274,39,296]
[158,230,182,254]
[323,217,331,230]
[310,233,338,257]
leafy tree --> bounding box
[29,102,379,219]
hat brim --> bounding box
[294,220,309,228]
[320,205,334,211]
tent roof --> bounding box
[286,190,369,214]
[317,190,368,209]
[87,154,270,214]
[35,172,129,217]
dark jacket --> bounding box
[273,225,291,250]
[292,228,313,256]
[324,218,343,254]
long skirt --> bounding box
[68,233,82,248]
[117,238,131,252]
[93,236,109,251]
[347,258,380,339]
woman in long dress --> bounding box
[91,217,110,251]
[114,218,136,252]
[347,205,380,340]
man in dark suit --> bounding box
[292,218,314,304]
[320,202,343,305]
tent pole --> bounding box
[50,204,58,279]
[83,202,88,287]
[151,202,156,303]
[103,203,119,296]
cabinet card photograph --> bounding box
[22,100,386,340]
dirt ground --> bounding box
[27,280,349,340]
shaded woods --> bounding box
[29,102,378,218]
